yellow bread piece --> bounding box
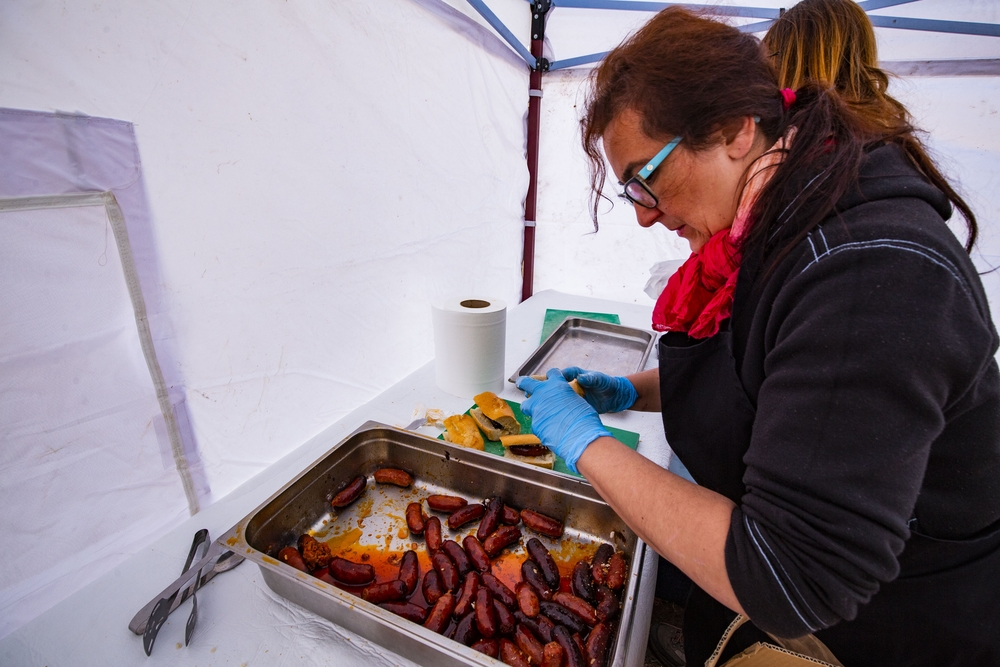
[443,414,485,450]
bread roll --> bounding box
[443,414,485,450]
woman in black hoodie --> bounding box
[516,7,1000,666]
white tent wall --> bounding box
[0,0,528,636]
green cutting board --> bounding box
[439,398,640,479]
[541,309,621,344]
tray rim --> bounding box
[218,420,648,667]
[508,317,657,383]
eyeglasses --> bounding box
[618,136,681,209]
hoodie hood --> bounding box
[836,143,953,221]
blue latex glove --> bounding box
[562,366,638,414]
[516,368,613,474]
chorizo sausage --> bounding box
[585,622,612,667]
[482,573,518,609]
[441,539,472,577]
[526,538,560,590]
[514,624,545,665]
[311,566,337,585]
[379,601,428,624]
[521,559,554,600]
[406,502,426,535]
[543,641,564,667]
[520,509,564,538]
[606,553,626,590]
[373,467,412,487]
[453,571,479,618]
[327,556,376,585]
[595,584,619,623]
[448,503,486,529]
[423,591,456,634]
[398,549,419,595]
[426,494,468,513]
[500,638,532,667]
[502,505,521,525]
[494,598,516,636]
[571,560,596,604]
[361,580,407,604]
[553,625,585,667]
[476,496,504,542]
[462,535,491,573]
[516,582,540,618]
[572,633,587,666]
[432,552,459,592]
[590,544,613,586]
[514,610,555,643]
[425,515,443,553]
[330,475,366,507]
[472,638,500,658]
[475,587,497,638]
[539,601,588,635]
[553,592,598,627]
[453,612,479,646]
[483,525,522,557]
[278,546,309,573]
[423,569,445,605]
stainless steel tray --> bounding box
[510,318,656,383]
[220,421,647,667]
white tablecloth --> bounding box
[0,290,672,667]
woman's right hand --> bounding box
[562,367,638,414]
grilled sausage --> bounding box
[454,572,479,618]
[373,467,412,487]
[311,566,337,585]
[406,502,426,535]
[606,553,626,590]
[520,509,564,538]
[482,573,518,609]
[327,556,376,585]
[441,540,472,577]
[483,525,522,557]
[432,552,459,592]
[515,624,545,665]
[423,569,445,605]
[475,587,497,638]
[585,622,612,667]
[361,580,407,604]
[571,560,596,604]
[425,515,443,552]
[526,538,560,590]
[477,496,505,542]
[398,549,419,595]
[448,503,486,529]
[463,535,491,573]
[514,611,555,643]
[553,625,585,667]
[423,592,456,634]
[278,546,309,572]
[379,601,428,624]
[595,584,618,623]
[454,612,479,646]
[516,582,541,618]
[572,633,587,667]
[500,638,532,667]
[330,475,366,507]
[472,638,500,658]
[553,592,598,627]
[540,601,588,635]
[426,494,468,513]
[502,505,522,525]
[494,598,516,636]
[543,641,565,667]
[521,559,554,600]
[590,544,613,586]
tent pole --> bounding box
[522,1,550,302]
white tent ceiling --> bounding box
[1,0,999,639]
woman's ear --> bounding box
[722,115,759,160]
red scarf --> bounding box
[651,136,789,338]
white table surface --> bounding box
[0,289,672,667]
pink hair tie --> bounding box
[780,88,797,111]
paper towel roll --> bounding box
[432,297,507,398]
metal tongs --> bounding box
[131,530,245,655]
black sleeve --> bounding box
[725,233,995,638]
